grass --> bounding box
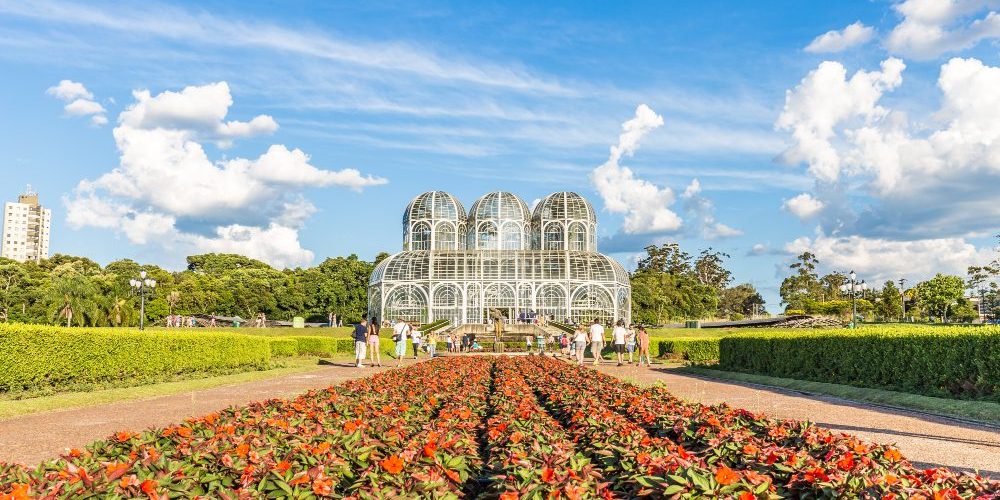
[675,365,1000,426]
[0,356,338,420]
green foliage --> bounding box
[718,283,764,318]
[630,243,729,323]
[267,338,299,357]
[0,323,272,395]
[913,274,966,321]
[651,337,720,362]
[718,325,1000,401]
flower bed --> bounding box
[1,356,997,499]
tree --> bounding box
[45,271,99,327]
[967,234,1000,321]
[694,249,733,292]
[0,259,28,322]
[636,243,692,276]
[914,274,965,322]
[779,252,822,310]
[875,280,902,322]
[719,283,765,318]
[630,243,725,322]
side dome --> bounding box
[531,192,597,251]
[467,191,531,250]
[403,191,467,250]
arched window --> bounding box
[384,285,428,323]
[536,283,567,322]
[432,284,463,324]
[501,222,524,250]
[410,222,431,250]
[570,285,613,326]
[477,221,498,250]
[568,222,587,251]
[434,222,456,250]
[543,222,564,250]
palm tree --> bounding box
[167,290,181,315]
[47,275,98,327]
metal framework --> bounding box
[370,191,631,325]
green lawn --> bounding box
[675,366,1000,426]
[0,356,338,420]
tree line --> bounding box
[0,253,387,327]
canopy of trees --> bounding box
[630,243,764,324]
[0,252,388,327]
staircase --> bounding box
[446,323,561,353]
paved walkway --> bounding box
[0,360,419,466]
[596,363,1000,477]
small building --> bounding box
[368,191,631,325]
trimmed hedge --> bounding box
[267,338,298,357]
[718,326,1000,401]
[0,324,272,395]
[651,337,720,363]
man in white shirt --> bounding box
[612,320,628,366]
[589,320,605,365]
[393,319,409,367]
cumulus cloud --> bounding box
[776,56,1000,239]
[47,79,107,125]
[680,179,743,239]
[805,21,876,53]
[885,0,1000,59]
[785,233,992,284]
[66,81,387,268]
[591,104,682,234]
[782,192,825,220]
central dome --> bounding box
[467,191,531,250]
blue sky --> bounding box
[1,0,999,311]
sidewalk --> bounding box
[0,360,418,466]
[596,363,1000,477]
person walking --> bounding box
[353,317,369,368]
[589,319,605,365]
[536,332,546,355]
[411,325,423,359]
[392,318,409,367]
[612,320,628,366]
[573,325,587,365]
[525,333,533,352]
[636,325,652,367]
[427,329,438,358]
[626,326,637,364]
[368,315,383,367]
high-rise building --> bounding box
[2,186,52,263]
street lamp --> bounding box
[839,270,867,328]
[129,270,157,330]
[898,278,907,323]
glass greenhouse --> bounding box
[369,191,631,325]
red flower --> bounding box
[274,461,292,473]
[422,441,437,458]
[803,467,830,483]
[739,492,755,500]
[715,465,740,486]
[140,479,158,499]
[312,476,333,496]
[836,454,856,471]
[540,467,555,483]
[381,455,404,474]
[500,492,519,500]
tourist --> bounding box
[471,340,483,351]
[636,326,652,367]
[536,332,546,355]
[427,329,438,358]
[612,319,627,366]
[525,333,533,352]
[446,333,454,353]
[411,325,423,359]
[560,333,569,356]
[353,317,369,368]
[589,319,605,365]
[368,315,383,367]
[626,325,637,364]
[392,318,409,367]
[573,325,587,365]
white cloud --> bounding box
[46,79,92,101]
[65,81,387,268]
[591,104,683,234]
[785,233,992,284]
[885,0,1000,59]
[782,192,825,220]
[680,179,743,239]
[46,79,108,125]
[776,58,905,183]
[805,21,876,53]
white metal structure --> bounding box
[370,191,630,325]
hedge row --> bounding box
[0,324,272,395]
[718,326,1000,401]
[650,337,719,363]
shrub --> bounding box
[651,337,720,362]
[0,323,271,395]
[718,326,1000,401]
[267,338,298,357]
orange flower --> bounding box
[4,484,29,500]
[836,454,856,471]
[344,420,359,433]
[312,476,333,496]
[500,492,519,500]
[380,455,404,474]
[289,473,310,486]
[119,474,139,489]
[636,452,651,465]
[313,442,331,455]
[115,431,132,442]
[422,441,437,458]
[739,492,755,500]
[509,431,524,444]
[140,479,158,499]
[235,443,250,458]
[274,461,292,473]
[883,448,902,462]
[883,474,900,485]
[715,465,740,486]
[69,448,83,457]
[541,467,555,483]
[176,426,192,438]
[445,468,462,483]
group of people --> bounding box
[570,319,651,366]
[165,315,207,328]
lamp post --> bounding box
[898,278,907,323]
[129,271,157,330]
[840,270,867,328]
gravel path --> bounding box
[0,359,420,466]
[596,363,1000,477]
